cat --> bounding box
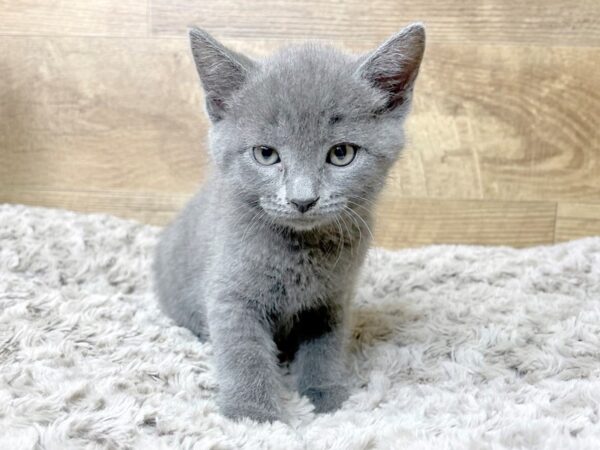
[153,23,425,423]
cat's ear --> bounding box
[356,23,425,114]
[188,27,255,122]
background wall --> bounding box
[1,0,599,248]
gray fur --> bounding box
[153,24,425,423]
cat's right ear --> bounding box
[356,23,425,115]
[188,27,255,122]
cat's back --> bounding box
[155,186,216,272]
[153,185,219,337]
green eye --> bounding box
[253,146,280,165]
[327,143,358,166]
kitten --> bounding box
[153,24,425,423]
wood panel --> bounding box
[555,203,600,243]
[0,188,189,226]
[400,44,600,202]
[1,0,599,247]
[0,37,207,193]
[150,0,600,46]
[2,36,599,204]
[1,188,558,248]
[0,0,147,37]
[374,195,557,248]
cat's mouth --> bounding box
[259,202,342,231]
[271,212,331,230]
[281,215,327,230]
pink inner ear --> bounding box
[360,24,425,112]
[373,67,417,110]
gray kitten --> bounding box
[153,24,425,423]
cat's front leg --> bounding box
[208,297,283,423]
[291,304,349,413]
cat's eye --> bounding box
[253,146,280,166]
[327,143,358,167]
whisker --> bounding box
[338,212,354,256]
[347,197,373,217]
[240,209,265,242]
[331,216,344,270]
[346,199,374,217]
[346,201,382,265]
[345,206,375,243]
[342,207,362,253]
[229,201,261,230]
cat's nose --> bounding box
[289,197,319,214]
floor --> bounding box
[1,0,599,248]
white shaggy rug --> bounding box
[1,204,600,449]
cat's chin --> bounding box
[274,215,332,231]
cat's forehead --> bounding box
[264,44,354,87]
[237,44,369,121]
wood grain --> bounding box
[555,203,600,242]
[2,37,599,203]
[0,37,207,193]
[1,188,558,249]
[1,1,599,247]
[374,195,557,248]
[0,0,147,37]
[150,0,600,46]
[403,44,600,202]
[0,188,189,226]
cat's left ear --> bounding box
[356,23,425,113]
[188,27,256,122]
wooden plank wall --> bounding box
[1,0,599,248]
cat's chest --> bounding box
[258,236,347,312]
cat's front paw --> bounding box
[302,385,349,413]
[219,400,281,423]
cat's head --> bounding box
[189,25,425,230]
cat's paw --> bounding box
[302,385,349,413]
[219,401,281,423]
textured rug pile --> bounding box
[1,204,599,449]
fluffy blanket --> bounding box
[1,204,599,449]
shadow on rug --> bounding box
[1,204,599,449]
